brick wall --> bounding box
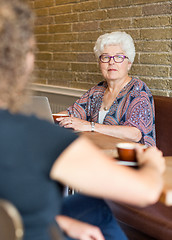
[28,0,172,96]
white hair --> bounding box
[93,31,135,63]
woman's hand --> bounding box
[136,145,165,174]
[56,116,91,132]
[56,215,105,240]
[134,145,166,205]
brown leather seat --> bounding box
[154,95,172,156]
[107,96,172,240]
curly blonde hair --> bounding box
[0,0,34,112]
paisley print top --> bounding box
[67,77,156,146]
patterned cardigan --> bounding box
[67,77,156,146]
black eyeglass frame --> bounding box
[99,54,129,63]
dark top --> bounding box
[0,109,78,240]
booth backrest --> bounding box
[154,95,172,156]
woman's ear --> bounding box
[128,62,132,71]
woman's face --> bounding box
[99,45,132,82]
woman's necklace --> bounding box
[103,106,109,111]
[102,77,131,111]
[102,88,114,111]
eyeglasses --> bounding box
[99,54,129,63]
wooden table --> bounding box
[81,131,172,206]
[81,131,127,149]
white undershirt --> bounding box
[98,110,109,124]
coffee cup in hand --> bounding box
[116,143,137,162]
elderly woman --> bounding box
[57,32,155,146]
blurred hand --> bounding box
[136,145,165,174]
[56,116,91,132]
[56,215,105,240]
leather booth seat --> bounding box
[154,96,172,156]
[106,96,172,240]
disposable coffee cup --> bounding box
[52,113,69,123]
[116,143,137,162]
